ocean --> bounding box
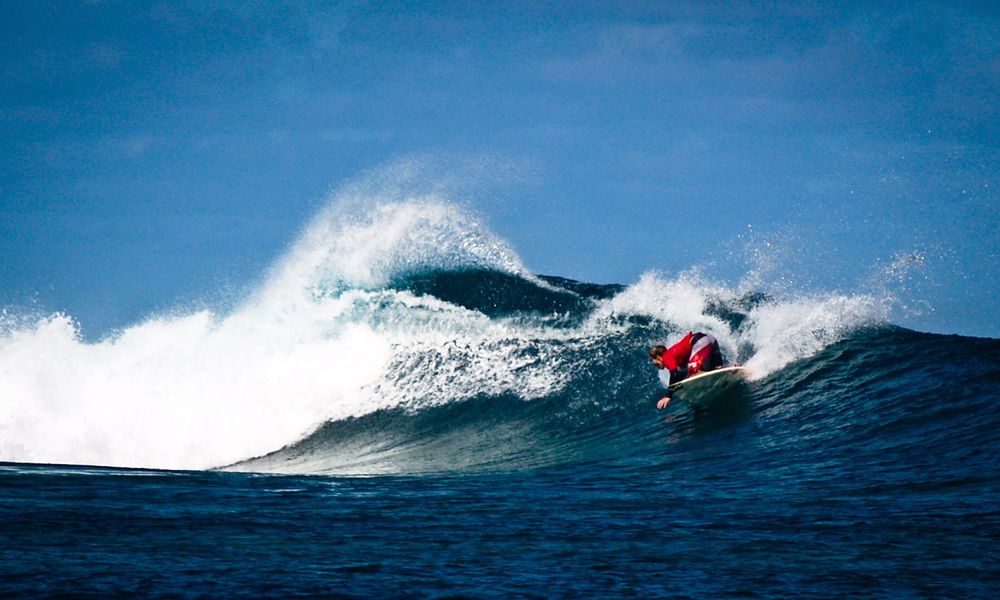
[1,198,998,597]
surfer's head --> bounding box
[649,345,667,369]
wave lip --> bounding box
[255,196,533,309]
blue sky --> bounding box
[1,1,998,337]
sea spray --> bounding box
[587,269,888,378]
[257,195,531,306]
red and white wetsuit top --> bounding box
[661,331,718,377]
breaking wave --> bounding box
[3,181,970,474]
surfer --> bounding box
[649,332,724,409]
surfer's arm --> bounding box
[656,367,683,409]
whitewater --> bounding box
[1,188,892,472]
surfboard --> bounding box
[667,366,751,406]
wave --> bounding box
[2,185,966,473]
[231,324,1000,476]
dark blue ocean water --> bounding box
[2,270,999,597]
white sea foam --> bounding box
[0,307,390,470]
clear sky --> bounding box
[2,1,998,337]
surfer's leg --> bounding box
[688,334,718,374]
[710,343,724,369]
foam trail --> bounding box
[741,294,887,375]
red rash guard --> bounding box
[660,332,695,373]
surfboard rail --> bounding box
[667,366,750,405]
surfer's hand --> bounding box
[656,397,671,410]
